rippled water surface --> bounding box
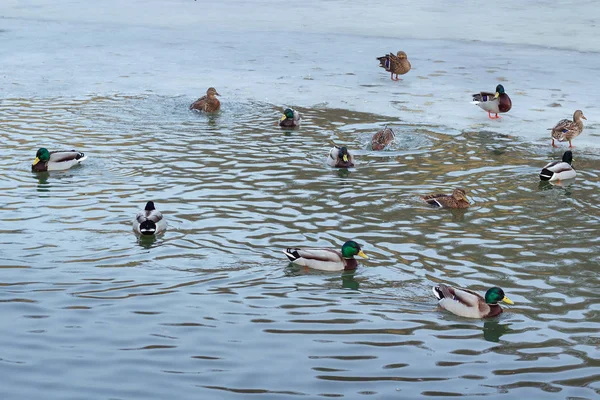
[2,0,600,399]
[1,95,599,399]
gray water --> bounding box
[1,1,600,399]
[1,95,599,399]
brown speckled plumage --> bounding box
[421,188,469,209]
[371,126,395,150]
[377,51,411,80]
[550,110,586,148]
[190,87,221,113]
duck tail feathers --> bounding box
[283,248,300,262]
[539,168,553,181]
[139,220,157,235]
[432,286,444,300]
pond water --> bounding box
[1,1,599,399]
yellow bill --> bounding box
[280,114,286,121]
[32,157,40,166]
[502,296,514,305]
[342,154,348,162]
[357,250,368,259]
[494,92,500,99]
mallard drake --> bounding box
[284,240,368,271]
[421,188,469,209]
[133,201,167,236]
[31,148,86,172]
[327,145,355,168]
[190,87,221,112]
[472,84,512,119]
[432,284,514,319]
[372,126,395,150]
[539,150,576,182]
[376,51,411,81]
[549,110,586,148]
[279,108,301,128]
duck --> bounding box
[421,188,469,209]
[190,87,221,112]
[31,148,87,172]
[472,84,512,119]
[549,110,586,148]
[283,240,368,271]
[279,108,301,128]
[327,145,355,168]
[376,51,411,81]
[372,126,395,150]
[432,284,514,319]
[539,150,576,182]
[133,201,167,236]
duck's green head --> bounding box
[281,108,295,121]
[341,240,368,259]
[562,151,573,164]
[485,287,513,305]
[494,84,506,98]
[33,148,50,166]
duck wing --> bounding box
[136,209,164,223]
[284,248,342,263]
[451,287,484,307]
[190,95,208,110]
[48,150,85,163]
[433,284,487,318]
[283,247,350,271]
[376,53,393,70]
[327,147,339,166]
[388,53,402,72]
[472,91,496,102]
[550,119,578,140]
[420,193,447,208]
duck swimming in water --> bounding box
[31,148,87,172]
[432,284,514,319]
[284,240,368,271]
[133,201,167,236]
[190,87,221,113]
[327,145,355,168]
[539,151,576,182]
[421,188,469,209]
[279,108,301,128]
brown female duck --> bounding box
[549,110,586,148]
[190,87,221,112]
[371,126,395,150]
[421,188,469,209]
[377,51,411,81]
